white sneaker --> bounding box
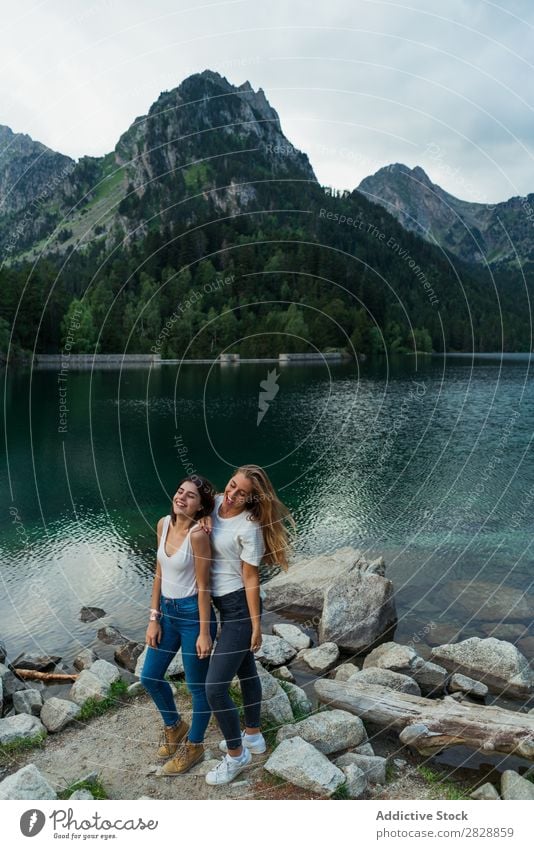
[218,731,267,754]
[205,748,252,785]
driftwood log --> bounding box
[314,679,534,761]
[13,669,78,683]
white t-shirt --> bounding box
[157,515,198,599]
[209,494,265,598]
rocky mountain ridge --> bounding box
[0,70,316,260]
[357,163,534,268]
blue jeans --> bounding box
[205,588,263,750]
[140,594,217,744]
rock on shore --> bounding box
[263,547,397,655]
[319,558,396,653]
[431,637,533,700]
[0,764,57,800]
[363,642,448,696]
[262,547,366,616]
[264,736,346,796]
[275,709,367,755]
[0,713,46,745]
[69,659,121,706]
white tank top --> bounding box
[157,515,198,599]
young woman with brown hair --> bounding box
[140,475,217,775]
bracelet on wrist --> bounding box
[149,608,161,622]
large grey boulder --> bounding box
[135,646,183,678]
[272,623,311,650]
[298,642,340,673]
[500,770,534,800]
[349,668,421,696]
[431,638,533,700]
[319,559,396,653]
[263,547,366,616]
[40,697,81,732]
[13,689,43,716]
[256,635,297,668]
[0,764,57,800]
[276,709,366,754]
[0,713,46,745]
[264,736,345,796]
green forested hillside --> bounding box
[1,71,532,359]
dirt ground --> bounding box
[2,689,477,801]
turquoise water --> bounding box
[1,354,533,663]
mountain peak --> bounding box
[358,162,432,190]
[356,160,532,267]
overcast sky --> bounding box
[2,0,533,203]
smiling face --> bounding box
[223,472,254,512]
[172,480,202,520]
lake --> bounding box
[1,353,533,666]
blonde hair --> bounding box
[235,464,295,571]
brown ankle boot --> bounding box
[157,719,189,759]
[161,740,205,775]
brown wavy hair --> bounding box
[234,464,295,571]
[171,475,216,525]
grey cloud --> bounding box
[0,0,532,203]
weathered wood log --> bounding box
[13,669,78,683]
[314,679,534,761]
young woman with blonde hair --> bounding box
[140,475,217,775]
[203,464,294,786]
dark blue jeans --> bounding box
[140,594,217,743]
[205,588,263,750]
